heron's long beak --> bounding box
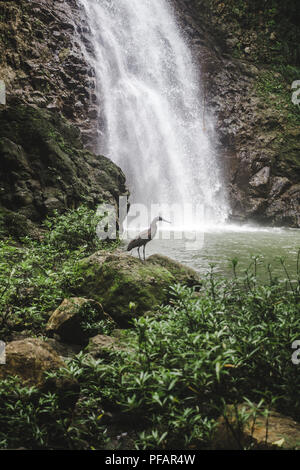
[162,218,171,223]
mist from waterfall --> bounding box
[79,0,228,227]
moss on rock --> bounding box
[0,338,64,387]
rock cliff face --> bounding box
[0,0,99,148]
[0,0,128,227]
[172,0,300,227]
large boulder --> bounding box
[85,334,126,359]
[74,252,201,326]
[0,338,64,387]
[212,403,300,450]
[46,297,113,345]
[0,338,80,408]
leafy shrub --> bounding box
[43,206,104,251]
[0,206,119,338]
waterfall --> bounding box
[79,0,228,226]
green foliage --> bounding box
[0,206,119,338]
[80,305,116,337]
[0,209,31,240]
[11,256,296,451]
[1,208,299,449]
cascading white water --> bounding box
[79,0,228,226]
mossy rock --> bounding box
[74,252,201,326]
[147,254,203,286]
[0,104,128,223]
[45,297,113,345]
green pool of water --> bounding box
[125,225,300,281]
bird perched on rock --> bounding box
[127,216,171,261]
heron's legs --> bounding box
[137,247,141,260]
[143,245,146,261]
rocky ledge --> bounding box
[0,0,99,148]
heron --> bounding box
[127,216,171,261]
